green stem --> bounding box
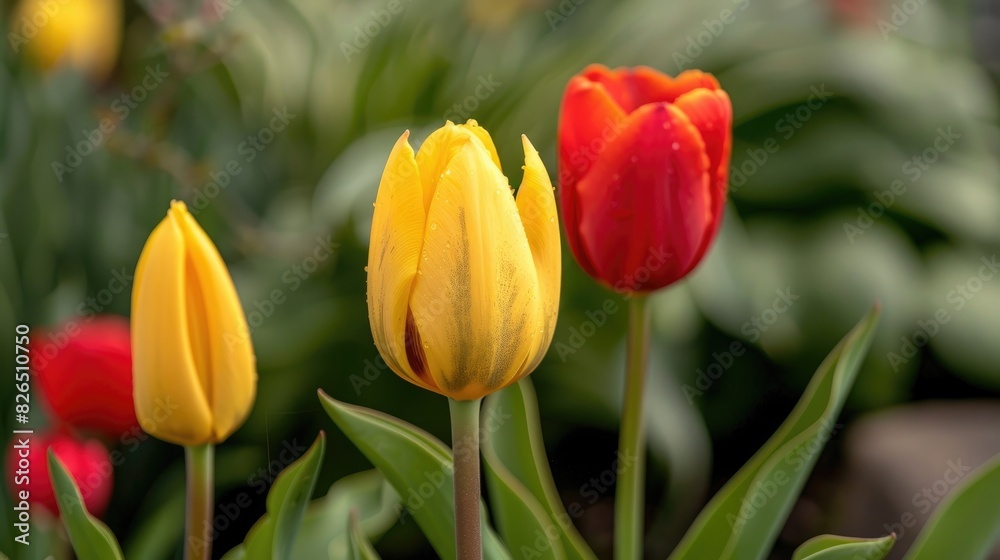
[449,398,483,560]
[184,444,214,560]
[615,294,651,560]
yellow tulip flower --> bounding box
[367,120,561,401]
[131,201,257,446]
[11,0,121,81]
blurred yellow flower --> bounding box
[131,201,257,446]
[11,0,121,80]
[367,120,561,401]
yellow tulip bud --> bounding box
[131,201,257,446]
[367,120,561,400]
[11,0,121,81]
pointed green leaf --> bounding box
[793,534,895,560]
[670,306,881,560]
[482,379,596,560]
[348,510,382,560]
[319,390,512,560]
[48,451,124,560]
[243,432,326,560]
[903,453,1000,560]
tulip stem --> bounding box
[615,294,651,560]
[449,397,483,560]
[184,443,214,560]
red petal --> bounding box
[626,67,721,107]
[575,102,712,291]
[580,64,720,113]
[672,88,732,264]
[558,74,627,279]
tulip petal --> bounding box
[515,135,561,378]
[415,121,505,213]
[580,64,720,112]
[367,132,437,392]
[673,88,733,264]
[576,102,711,291]
[409,134,542,400]
[625,67,721,106]
[132,204,213,445]
[174,203,257,443]
[459,119,503,171]
[558,75,628,280]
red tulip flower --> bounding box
[558,64,732,292]
[7,432,113,517]
[32,316,137,438]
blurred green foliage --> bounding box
[1,0,999,557]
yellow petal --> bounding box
[458,119,502,171]
[513,135,561,379]
[174,203,257,443]
[367,132,436,392]
[415,122,468,213]
[131,203,213,446]
[408,134,542,400]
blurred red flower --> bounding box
[32,316,137,438]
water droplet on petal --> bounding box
[549,216,555,222]
[363,266,369,272]
[430,223,438,230]
[445,169,451,175]
[671,142,680,150]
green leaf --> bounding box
[482,379,596,560]
[903,453,1000,560]
[242,432,327,560]
[292,469,400,559]
[670,306,881,560]
[793,534,895,560]
[319,390,512,560]
[348,510,382,560]
[48,451,124,560]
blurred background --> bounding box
[1,0,1000,558]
